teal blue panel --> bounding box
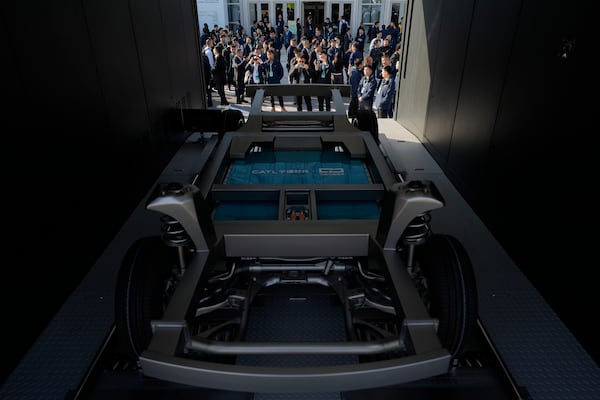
[213,201,279,220]
[317,201,380,220]
[226,151,370,185]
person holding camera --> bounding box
[288,53,312,111]
[245,53,265,85]
[244,52,265,103]
[312,52,332,111]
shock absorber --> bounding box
[381,180,443,252]
[401,211,431,268]
[160,214,190,276]
[150,182,198,277]
[160,214,191,247]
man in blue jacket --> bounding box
[358,64,377,111]
[373,65,395,118]
[264,49,286,111]
[348,59,363,118]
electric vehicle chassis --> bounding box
[114,85,478,393]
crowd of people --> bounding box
[200,15,403,118]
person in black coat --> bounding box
[288,53,312,111]
[305,15,314,41]
[264,48,286,111]
[232,47,248,103]
[295,18,302,39]
[212,45,229,105]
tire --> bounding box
[352,109,379,144]
[114,237,176,359]
[415,234,478,358]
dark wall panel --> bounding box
[179,0,204,109]
[128,0,173,163]
[481,0,592,360]
[2,1,111,384]
[398,0,600,360]
[397,0,595,364]
[423,0,474,164]
[490,0,576,162]
[82,0,149,142]
[0,7,26,135]
[1,3,106,130]
[2,0,204,384]
[445,0,522,200]
[129,0,172,120]
[160,0,189,104]
[395,0,436,135]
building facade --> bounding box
[198,0,407,38]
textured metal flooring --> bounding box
[237,285,357,369]
[237,286,354,400]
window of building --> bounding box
[261,3,270,23]
[227,1,240,31]
[361,0,381,32]
[330,2,351,33]
[286,3,295,21]
[331,4,340,25]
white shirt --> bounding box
[204,46,215,69]
[253,64,260,82]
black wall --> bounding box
[1,0,205,384]
[397,0,595,364]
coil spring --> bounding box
[401,212,431,246]
[160,214,191,247]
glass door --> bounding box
[275,3,296,29]
[343,3,352,27]
[250,2,271,24]
[361,0,381,34]
[330,2,351,35]
[303,2,325,28]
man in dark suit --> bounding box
[212,45,229,105]
[232,47,248,104]
[288,54,312,111]
[264,48,286,111]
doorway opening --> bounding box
[303,2,325,28]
